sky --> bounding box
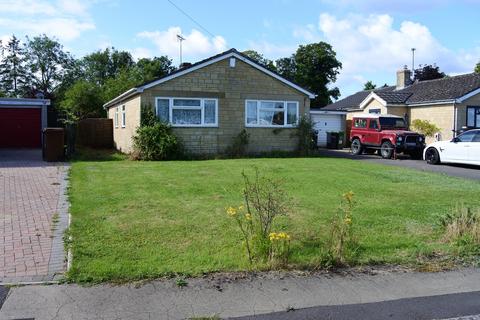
[0,0,479,98]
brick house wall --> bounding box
[108,57,310,154]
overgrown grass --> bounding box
[67,153,480,283]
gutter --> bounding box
[103,88,141,109]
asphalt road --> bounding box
[318,149,480,180]
[0,286,8,310]
[232,291,480,320]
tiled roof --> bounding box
[322,72,480,110]
[322,86,394,111]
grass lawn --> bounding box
[68,154,480,282]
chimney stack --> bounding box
[396,65,412,90]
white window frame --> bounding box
[121,105,126,128]
[244,100,299,128]
[155,97,218,127]
[114,107,119,128]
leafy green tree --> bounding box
[242,50,277,72]
[363,81,376,90]
[136,56,175,83]
[411,119,441,137]
[475,61,480,73]
[293,42,342,107]
[0,35,29,97]
[102,67,143,102]
[275,56,296,81]
[25,34,75,98]
[81,48,135,85]
[60,80,104,122]
[413,64,445,82]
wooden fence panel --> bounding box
[77,118,113,148]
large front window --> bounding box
[155,97,218,127]
[467,106,480,128]
[245,100,299,127]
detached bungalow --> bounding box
[323,68,480,143]
[104,49,315,154]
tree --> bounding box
[475,61,480,73]
[102,67,144,102]
[81,48,135,85]
[363,81,376,90]
[60,80,104,122]
[242,50,276,72]
[24,34,75,98]
[0,35,29,97]
[413,64,445,82]
[136,56,175,83]
[293,42,342,107]
[275,56,296,81]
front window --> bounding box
[245,100,299,127]
[379,117,406,129]
[121,105,126,128]
[467,106,480,128]
[369,119,379,129]
[155,97,218,127]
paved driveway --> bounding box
[318,149,480,180]
[0,149,69,284]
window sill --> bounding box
[171,124,218,128]
[245,125,297,128]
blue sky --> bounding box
[1,0,479,97]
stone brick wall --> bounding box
[140,58,310,154]
[409,104,454,143]
[107,95,141,153]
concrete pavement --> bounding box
[1,268,480,319]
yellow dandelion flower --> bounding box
[245,213,252,220]
[238,205,245,211]
[344,217,352,225]
[226,206,237,217]
[269,232,277,241]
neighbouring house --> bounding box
[0,98,50,148]
[104,49,315,154]
[323,68,480,143]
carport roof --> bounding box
[0,98,50,106]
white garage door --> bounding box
[311,114,344,147]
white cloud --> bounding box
[0,0,95,41]
[293,13,480,92]
[131,47,153,60]
[247,41,296,59]
[137,27,227,64]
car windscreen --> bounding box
[379,117,406,129]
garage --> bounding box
[0,98,50,148]
[310,110,347,147]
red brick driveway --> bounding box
[0,149,69,284]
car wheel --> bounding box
[425,147,440,165]
[380,141,394,159]
[351,138,363,155]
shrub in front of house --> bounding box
[131,105,183,160]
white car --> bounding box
[424,129,480,166]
